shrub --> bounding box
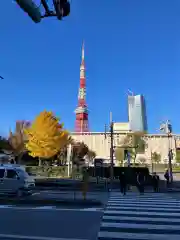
[25,166,82,178]
[26,166,68,178]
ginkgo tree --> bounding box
[8,121,30,163]
[24,110,70,163]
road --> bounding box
[1,190,180,240]
[31,190,109,202]
[0,207,103,240]
[0,190,108,240]
[0,189,107,240]
[98,191,180,240]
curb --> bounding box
[35,187,107,192]
[0,198,103,207]
[0,205,104,212]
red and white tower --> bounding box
[75,42,89,132]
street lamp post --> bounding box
[150,146,154,174]
[150,136,161,174]
[160,120,173,183]
[168,133,173,183]
[110,121,114,191]
[104,112,114,191]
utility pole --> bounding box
[109,112,114,191]
[110,122,114,191]
[167,122,173,183]
[104,113,114,191]
[149,141,153,174]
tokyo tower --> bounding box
[74,42,89,132]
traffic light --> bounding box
[124,149,128,159]
[53,0,70,20]
[15,0,42,23]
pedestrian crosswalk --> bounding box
[98,192,180,240]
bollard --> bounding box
[82,167,89,200]
[82,180,88,200]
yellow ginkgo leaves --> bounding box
[24,110,69,158]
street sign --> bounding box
[94,158,103,178]
[94,158,103,168]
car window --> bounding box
[0,169,5,178]
[6,169,18,179]
[16,169,29,178]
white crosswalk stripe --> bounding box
[0,205,103,212]
[98,192,180,240]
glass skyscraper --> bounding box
[128,94,148,132]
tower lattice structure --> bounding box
[75,42,89,132]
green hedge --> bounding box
[25,166,82,178]
[26,166,68,178]
[25,165,180,179]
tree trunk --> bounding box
[17,152,24,164]
[39,158,42,166]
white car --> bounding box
[0,164,35,197]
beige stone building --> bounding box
[70,130,180,165]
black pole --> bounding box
[104,124,107,139]
[110,122,114,191]
[41,0,51,13]
[168,134,173,183]
[127,150,130,167]
[151,151,154,174]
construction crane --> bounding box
[15,0,70,23]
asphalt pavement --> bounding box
[0,189,108,240]
[1,190,180,240]
[0,190,108,212]
[31,190,109,203]
[0,207,103,240]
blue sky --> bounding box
[0,0,180,136]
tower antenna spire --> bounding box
[82,41,85,61]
